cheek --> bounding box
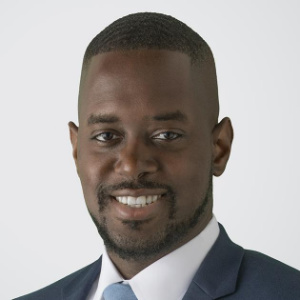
[164,140,212,183]
[77,149,114,214]
[164,145,212,213]
[77,139,114,182]
[174,160,211,196]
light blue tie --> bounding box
[103,282,138,300]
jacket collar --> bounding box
[183,224,244,300]
[63,257,102,300]
[61,224,243,300]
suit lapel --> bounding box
[63,257,102,300]
[61,225,243,299]
[183,224,244,299]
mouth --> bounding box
[114,195,162,208]
[108,189,171,221]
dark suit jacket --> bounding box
[15,225,300,299]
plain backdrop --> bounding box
[1,1,299,299]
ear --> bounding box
[68,121,79,169]
[212,117,233,176]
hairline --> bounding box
[79,47,214,105]
[78,47,219,130]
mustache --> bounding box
[96,179,177,215]
[97,179,175,196]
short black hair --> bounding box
[82,12,214,67]
[79,12,219,125]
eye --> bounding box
[153,131,182,140]
[94,132,119,142]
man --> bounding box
[16,12,300,300]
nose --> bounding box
[114,138,159,179]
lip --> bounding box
[111,188,167,198]
[110,194,165,221]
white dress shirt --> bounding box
[87,216,219,300]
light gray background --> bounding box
[1,1,299,299]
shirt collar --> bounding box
[92,216,219,300]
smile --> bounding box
[115,195,161,207]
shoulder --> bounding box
[13,258,102,300]
[198,224,300,299]
[241,249,300,282]
[237,249,300,298]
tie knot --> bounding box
[103,282,138,300]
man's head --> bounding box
[78,12,219,121]
[69,12,233,272]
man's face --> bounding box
[70,50,219,261]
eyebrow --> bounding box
[87,110,188,125]
[151,111,188,122]
[87,113,119,125]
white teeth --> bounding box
[146,195,153,204]
[136,196,146,206]
[127,196,136,206]
[115,195,161,207]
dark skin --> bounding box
[69,49,233,279]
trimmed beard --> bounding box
[89,176,212,262]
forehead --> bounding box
[79,49,208,123]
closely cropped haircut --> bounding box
[79,12,219,124]
[82,12,214,68]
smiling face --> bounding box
[69,49,232,266]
